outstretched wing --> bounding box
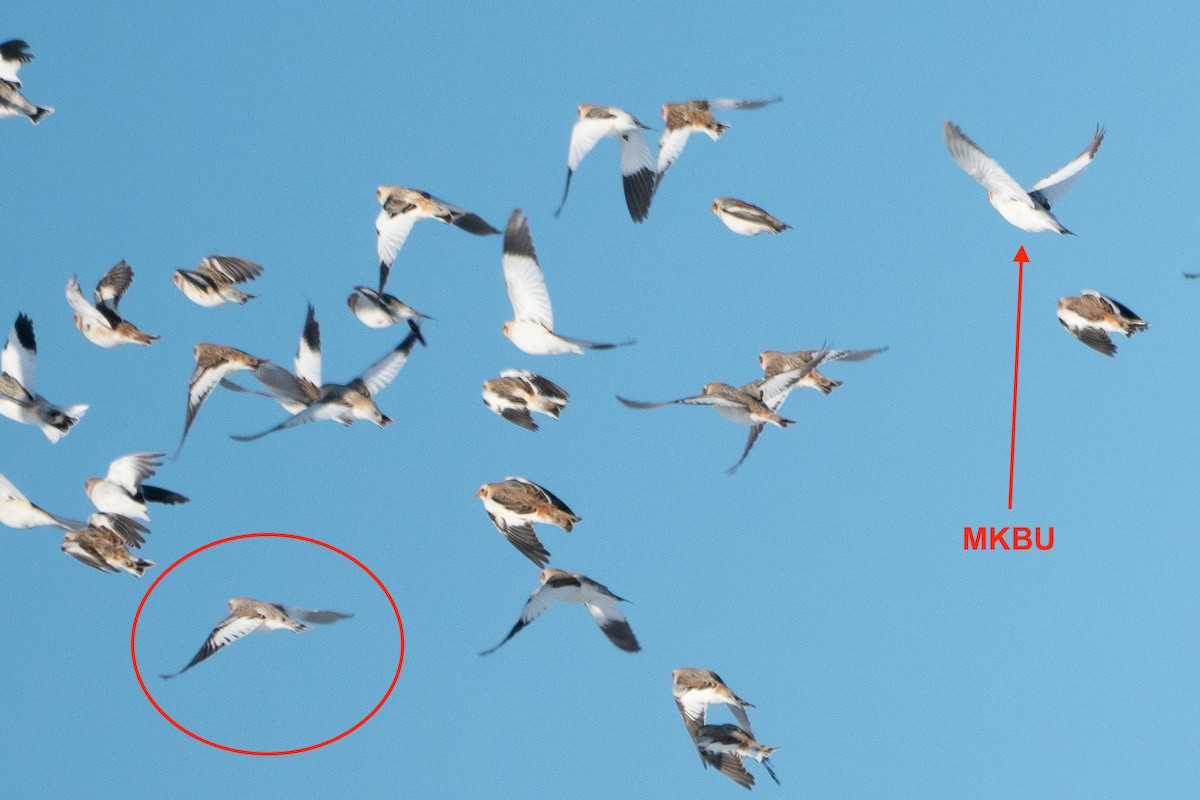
[1028,125,1105,210]
[94,260,134,314]
[620,131,655,223]
[502,209,554,328]
[479,581,569,656]
[3,313,37,392]
[943,121,1031,207]
[104,452,163,493]
[280,606,353,625]
[160,613,264,679]
[583,593,640,652]
[355,330,421,396]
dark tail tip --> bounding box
[30,106,52,124]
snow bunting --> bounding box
[480,568,640,655]
[1057,290,1147,356]
[476,476,580,566]
[757,346,887,397]
[375,185,498,291]
[176,343,265,455]
[85,452,188,522]
[501,209,633,355]
[61,512,154,577]
[481,369,569,431]
[656,97,781,187]
[695,724,780,789]
[710,197,790,235]
[944,120,1104,234]
[347,286,431,342]
[0,40,51,123]
[0,314,87,443]
[160,597,352,679]
[65,261,159,347]
[555,104,656,223]
[172,255,263,307]
[673,668,756,756]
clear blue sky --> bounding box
[4,1,1198,796]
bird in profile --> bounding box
[374,185,499,292]
[0,473,84,531]
[347,285,432,341]
[555,104,656,223]
[1056,290,1148,356]
[695,724,780,789]
[480,568,640,655]
[672,668,757,762]
[655,97,781,189]
[231,329,421,441]
[172,255,263,307]
[943,120,1105,234]
[477,477,580,566]
[618,352,828,472]
[176,343,266,455]
[710,198,791,235]
[60,512,154,577]
[501,209,634,355]
[65,261,160,347]
[218,303,324,415]
[160,597,352,679]
[757,346,888,398]
[85,452,188,522]
[0,39,52,124]
[0,314,88,443]
[481,369,569,431]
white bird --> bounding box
[710,197,791,235]
[85,452,188,522]
[172,255,263,307]
[655,97,781,187]
[695,724,780,789]
[500,209,633,355]
[943,120,1105,234]
[0,39,51,124]
[160,597,352,679]
[231,329,421,442]
[480,568,640,655]
[374,185,499,291]
[555,104,656,223]
[347,286,432,340]
[0,474,84,531]
[0,314,87,443]
[65,261,160,347]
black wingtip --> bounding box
[12,313,36,353]
[407,319,427,347]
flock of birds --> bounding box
[3,33,1146,790]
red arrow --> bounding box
[1007,246,1029,509]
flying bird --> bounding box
[501,209,634,355]
[231,329,421,441]
[673,668,757,760]
[85,452,188,522]
[1057,290,1148,356]
[172,255,263,307]
[943,120,1105,234]
[0,473,84,531]
[374,185,498,291]
[347,286,431,341]
[617,353,828,472]
[477,477,580,566]
[0,314,88,443]
[480,568,640,655]
[555,104,656,223]
[757,346,888,397]
[710,197,791,235]
[60,512,154,577]
[65,261,159,347]
[695,724,780,789]
[655,97,781,188]
[176,343,265,455]
[0,39,34,86]
[481,369,569,431]
[219,304,324,415]
[160,597,352,679]
[0,39,51,124]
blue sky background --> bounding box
[4,1,1198,796]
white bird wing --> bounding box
[0,473,30,503]
[656,126,694,176]
[65,276,114,329]
[355,330,421,396]
[249,361,313,407]
[706,96,782,111]
[567,115,611,172]
[616,393,742,410]
[104,452,163,492]
[294,305,322,387]
[229,402,342,442]
[502,210,554,328]
[584,592,639,652]
[375,207,419,272]
[0,40,32,86]
[728,423,764,475]
[757,351,829,410]
[161,613,265,679]
[943,121,1032,207]
[1028,125,1105,210]
[280,606,353,625]
[620,131,656,222]
[179,354,258,452]
[479,580,570,656]
[3,314,37,392]
[196,256,262,284]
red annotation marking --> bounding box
[1007,246,1030,509]
[963,526,1054,550]
[130,532,405,756]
